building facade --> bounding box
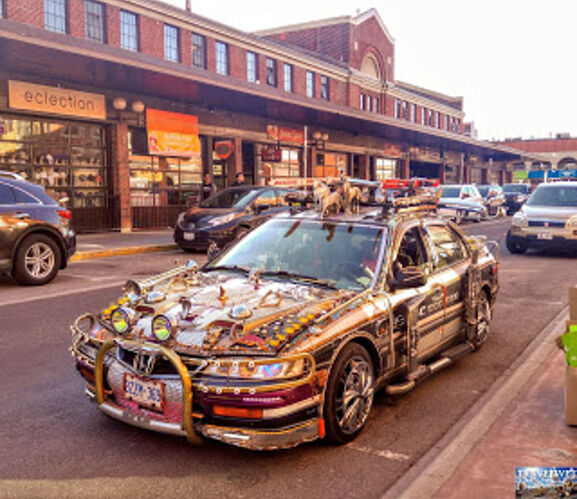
[0,0,531,231]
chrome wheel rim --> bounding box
[24,242,55,279]
[335,356,374,435]
[476,297,491,344]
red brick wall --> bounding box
[229,44,244,79]
[6,0,44,28]
[293,66,306,95]
[139,15,163,59]
[351,16,394,81]
[502,138,577,153]
[106,4,120,47]
[180,27,190,66]
[68,0,83,37]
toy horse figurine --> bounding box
[321,190,344,218]
[313,180,330,210]
[343,180,362,214]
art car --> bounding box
[71,178,499,450]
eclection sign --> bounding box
[266,125,304,145]
[8,80,106,120]
[146,109,200,158]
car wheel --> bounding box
[235,226,250,241]
[13,233,61,285]
[473,212,482,223]
[324,343,374,445]
[506,231,527,254]
[454,210,463,225]
[469,291,491,350]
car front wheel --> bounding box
[469,291,491,350]
[324,343,374,444]
[506,231,527,254]
[13,234,61,285]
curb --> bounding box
[70,243,179,262]
[383,305,569,499]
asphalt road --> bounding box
[0,218,575,498]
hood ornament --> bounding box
[145,290,166,304]
[218,285,228,307]
[258,290,283,308]
[229,304,252,320]
[248,268,260,289]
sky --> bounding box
[162,0,576,141]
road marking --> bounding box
[347,442,410,462]
[0,281,124,308]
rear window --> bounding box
[527,185,577,207]
[440,186,461,198]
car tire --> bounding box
[324,343,374,445]
[506,231,527,254]
[13,233,61,286]
[454,210,463,225]
[470,291,491,350]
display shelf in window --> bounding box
[72,168,105,188]
[33,167,70,188]
[71,146,104,167]
[0,165,31,180]
[0,141,31,164]
[71,188,107,208]
[33,145,70,166]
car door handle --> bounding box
[14,212,30,219]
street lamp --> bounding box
[311,131,329,149]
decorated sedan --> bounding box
[71,180,499,450]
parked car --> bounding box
[71,181,499,450]
[173,186,294,251]
[506,181,577,253]
[0,171,76,285]
[438,184,487,222]
[477,184,506,217]
[502,183,531,214]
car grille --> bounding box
[528,220,565,228]
[117,346,178,375]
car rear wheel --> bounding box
[324,343,374,444]
[506,231,527,254]
[470,291,491,350]
[13,233,61,285]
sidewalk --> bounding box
[71,229,178,261]
[387,308,577,498]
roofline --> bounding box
[394,80,463,105]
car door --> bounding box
[421,222,469,348]
[250,189,281,224]
[0,182,17,264]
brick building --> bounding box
[0,0,534,231]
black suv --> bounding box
[0,172,76,285]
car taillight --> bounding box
[58,209,72,220]
[491,263,499,276]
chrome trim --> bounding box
[262,396,319,419]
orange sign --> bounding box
[8,80,106,120]
[267,125,305,145]
[146,109,200,158]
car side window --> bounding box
[0,184,16,205]
[426,224,466,269]
[254,190,277,208]
[394,226,428,270]
[14,188,38,204]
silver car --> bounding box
[506,181,577,253]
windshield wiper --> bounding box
[260,270,337,289]
[204,264,250,274]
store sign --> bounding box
[214,140,234,159]
[267,125,305,145]
[261,145,282,162]
[383,143,402,158]
[269,177,316,187]
[8,80,106,120]
[146,109,200,158]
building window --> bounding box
[120,10,138,51]
[421,107,426,125]
[191,32,206,69]
[246,51,258,82]
[360,94,365,111]
[266,58,277,86]
[367,96,373,112]
[456,119,461,134]
[85,1,105,43]
[373,97,379,113]
[283,63,293,92]
[215,41,229,75]
[428,109,434,127]
[320,75,329,100]
[435,111,440,128]
[164,24,180,62]
[402,101,409,120]
[0,0,5,18]
[306,71,315,98]
[44,0,67,33]
[394,99,400,119]
[410,103,416,122]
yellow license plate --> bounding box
[123,373,164,411]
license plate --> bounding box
[123,373,164,411]
[537,232,553,240]
[183,232,195,241]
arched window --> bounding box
[360,53,382,80]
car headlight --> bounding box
[177,212,186,225]
[151,314,176,342]
[207,213,237,226]
[566,215,577,228]
[110,307,136,334]
[203,357,308,380]
[512,211,528,228]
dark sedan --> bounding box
[174,185,294,251]
[0,172,76,285]
[502,183,531,214]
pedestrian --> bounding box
[232,172,246,186]
[201,173,217,200]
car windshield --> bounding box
[503,184,528,193]
[440,187,461,198]
[200,188,259,208]
[206,218,385,291]
[526,185,577,207]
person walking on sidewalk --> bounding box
[201,173,217,200]
[232,172,246,186]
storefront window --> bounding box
[375,158,396,180]
[257,146,301,184]
[128,141,202,207]
[315,152,346,178]
[0,115,107,207]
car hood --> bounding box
[521,204,577,220]
[181,207,244,225]
[92,267,354,357]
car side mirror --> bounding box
[394,266,427,289]
[253,203,271,213]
